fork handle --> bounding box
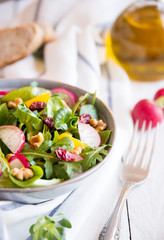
[99,182,133,240]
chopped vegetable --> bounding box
[25,92,51,107]
[0,84,112,188]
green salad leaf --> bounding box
[29,214,71,240]
[44,160,53,179]
[0,103,17,126]
[21,149,58,163]
[79,104,98,120]
[72,93,90,116]
[99,130,112,144]
[0,148,11,177]
[30,178,62,187]
[91,91,96,105]
[53,161,81,179]
[0,178,18,188]
[53,107,72,130]
[0,103,8,124]
[9,166,43,188]
[16,104,43,130]
[52,137,74,151]
[47,96,64,118]
[81,145,111,171]
[67,116,79,133]
[1,86,47,101]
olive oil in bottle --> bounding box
[110,1,164,81]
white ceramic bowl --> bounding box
[0,79,116,203]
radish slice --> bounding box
[0,162,2,177]
[69,153,84,162]
[78,122,101,147]
[0,90,11,96]
[8,154,30,169]
[51,88,76,108]
[0,125,25,153]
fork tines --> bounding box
[123,120,158,170]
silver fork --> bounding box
[99,120,158,240]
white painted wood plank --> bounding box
[120,202,131,240]
[121,122,164,240]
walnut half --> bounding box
[7,98,23,109]
[70,146,84,155]
[89,119,107,132]
[12,167,34,181]
[29,132,44,149]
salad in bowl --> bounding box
[0,80,113,191]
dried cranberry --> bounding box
[55,148,75,162]
[29,101,46,112]
[43,117,56,130]
[79,114,92,124]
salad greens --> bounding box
[29,214,72,240]
[0,84,112,188]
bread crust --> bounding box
[0,22,55,68]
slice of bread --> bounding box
[0,22,55,68]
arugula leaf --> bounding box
[54,161,81,179]
[99,130,112,144]
[81,145,110,171]
[53,137,74,151]
[37,140,53,152]
[1,86,47,101]
[47,96,64,118]
[16,104,43,130]
[44,160,53,179]
[72,93,90,116]
[21,150,58,163]
[29,214,71,240]
[53,164,70,180]
[53,107,72,130]
[9,166,43,188]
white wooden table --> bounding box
[55,76,164,240]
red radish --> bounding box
[51,88,76,108]
[78,122,101,147]
[131,99,163,129]
[8,154,30,169]
[154,88,164,110]
[154,88,164,100]
[0,125,25,153]
[0,90,11,96]
[69,153,84,162]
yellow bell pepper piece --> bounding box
[25,92,51,108]
[58,132,84,148]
